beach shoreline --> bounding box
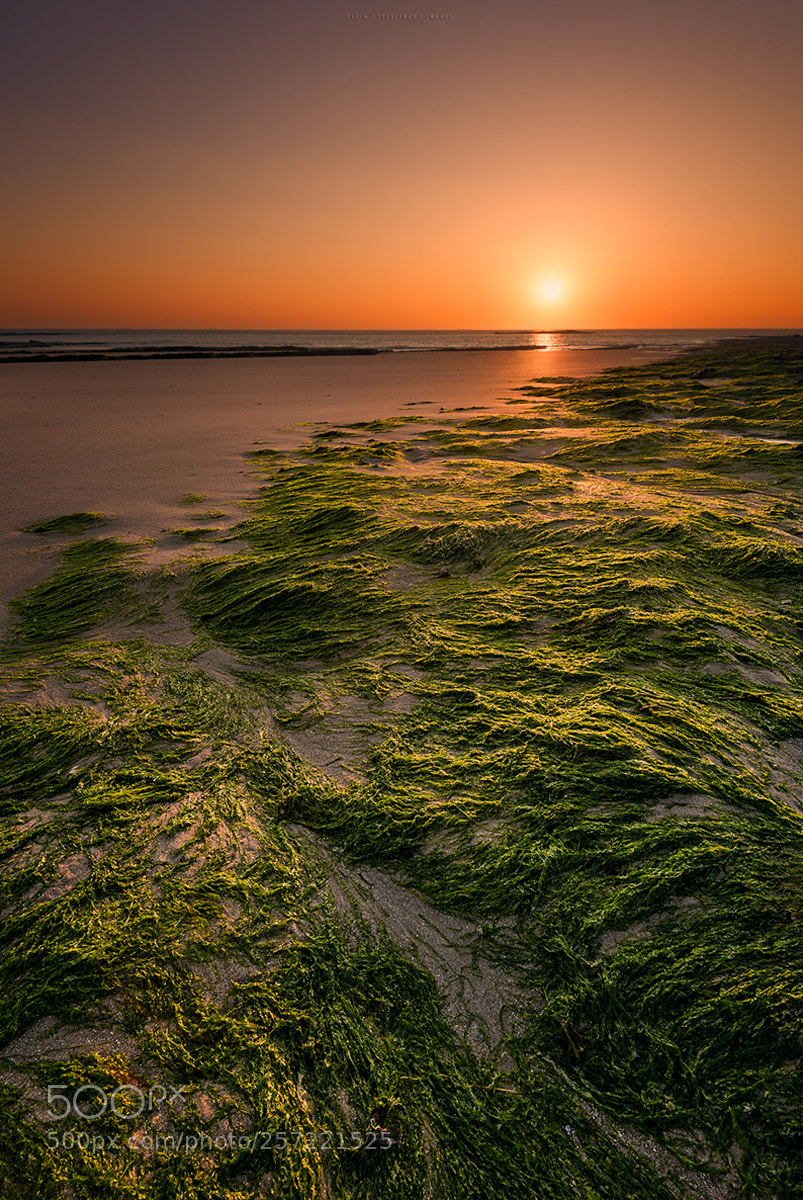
[0,345,676,624]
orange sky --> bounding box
[2,0,802,329]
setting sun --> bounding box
[537,278,565,304]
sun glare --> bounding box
[538,278,564,303]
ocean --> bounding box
[1,328,801,362]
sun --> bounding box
[537,278,564,303]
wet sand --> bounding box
[0,346,671,620]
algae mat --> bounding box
[2,341,803,1198]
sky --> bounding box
[2,0,802,330]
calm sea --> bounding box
[0,328,801,362]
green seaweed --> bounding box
[3,341,803,1197]
[9,539,142,642]
[21,513,108,536]
[168,527,221,541]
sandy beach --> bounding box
[0,346,671,623]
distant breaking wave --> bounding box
[1,328,801,362]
